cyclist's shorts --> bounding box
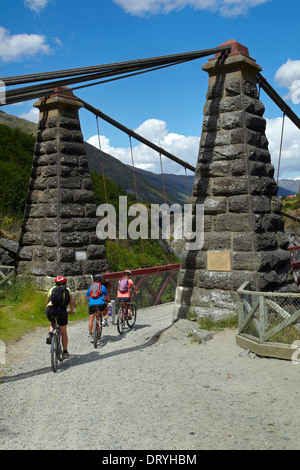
[89,303,107,315]
[117,297,131,302]
[45,305,68,326]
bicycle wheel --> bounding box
[117,308,125,335]
[51,334,58,372]
[93,316,101,348]
[126,303,137,328]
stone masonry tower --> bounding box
[173,40,297,321]
[16,87,108,293]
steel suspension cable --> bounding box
[276,112,286,184]
[2,45,232,87]
[129,135,146,268]
[256,72,300,130]
[96,116,115,268]
[5,60,184,101]
[185,168,191,203]
[159,152,174,263]
[3,59,194,106]
[79,98,196,172]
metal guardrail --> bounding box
[102,264,180,309]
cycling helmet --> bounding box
[124,270,132,275]
[94,273,103,281]
[55,275,67,284]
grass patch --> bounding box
[0,278,90,342]
[188,313,238,332]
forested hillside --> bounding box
[0,124,35,218]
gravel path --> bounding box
[0,303,299,450]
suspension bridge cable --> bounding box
[2,59,194,106]
[129,135,146,268]
[96,116,115,267]
[276,112,286,184]
[159,152,174,263]
[256,72,300,130]
[1,46,232,87]
[185,168,191,203]
[79,98,196,172]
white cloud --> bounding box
[24,0,50,13]
[18,107,39,123]
[0,27,51,62]
[266,117,300,179]
[112,0,271,17]
[87,118,199,174]
[275,59,300,103]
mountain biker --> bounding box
[45,275,75,359]
[86,273,110,337]
[117,270,139,314]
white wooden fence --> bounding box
[236,281,300,360]
[0,265,15,288]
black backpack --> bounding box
[51,286,70,308]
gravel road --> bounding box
[0,302,299,451]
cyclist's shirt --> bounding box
[47,286,71,308]
[117,278,133,299]
[86,284,108,306]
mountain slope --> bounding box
[0,110,38,136]
[84,142,178,205]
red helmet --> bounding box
[55,275,67,284]
[125,270,132,275]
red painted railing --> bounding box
[102,263,180,307]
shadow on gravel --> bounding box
[0,322,172,384]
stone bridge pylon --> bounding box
[16,87,108,293]
[174,40,298,322]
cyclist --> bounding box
[117,270,139,314]
[86,273,109,337]
[45,275,75,359]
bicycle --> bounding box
[50,316,63,373]
[116,299,137,335]
[90,305,103,348]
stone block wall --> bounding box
[16,88,108,292]
[173,41,297,321]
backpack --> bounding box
[90,282,103,300]
[51,286,70,308]
[118,278,129,293]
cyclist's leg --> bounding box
[60,325,68,350]
[100,303,109,325]
[57,308,69,355]
[88,305,96,334]
[103,303,109,320]
[46,306,57,343]
[89,314,94,335]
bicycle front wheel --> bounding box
[93,316,102,348]
[51,334,59,372]
[117,309,125,335]
[126,303,137,328]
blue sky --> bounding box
[0,0,299,178]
